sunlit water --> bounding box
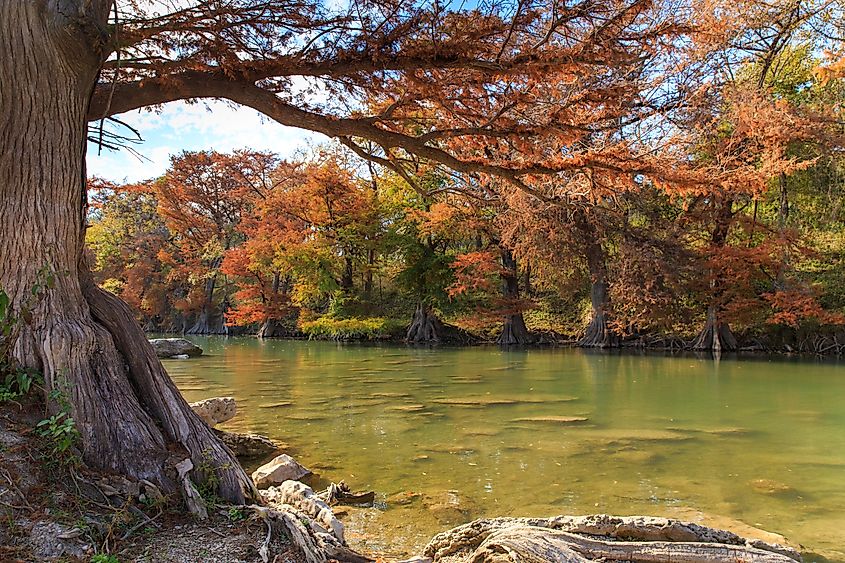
[164,337,845,560]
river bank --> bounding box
[162,338,845,561]
[150,322,845,357]
[0,394,819,563]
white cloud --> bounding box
[87,101,322,182]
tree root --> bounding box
[423,515,801,563]
[249,480,373,563]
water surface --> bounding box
[165,338,845,560]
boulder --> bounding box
[421,515,802,563]
[214,429,280,458]
[149,338,203,358]
[252,454,311,489]
[189,397,237,427]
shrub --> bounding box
[299,317,406,341]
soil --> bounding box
[0,398,301,563]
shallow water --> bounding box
[164,338,845,560]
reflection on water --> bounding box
[164,338,845,561]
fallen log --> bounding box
[319,481,376,507]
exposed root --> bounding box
[81,269,258,504]
[577,310,619,348]
[251,480,373,563]
[497,314,534,345]
[692,308,737,352]
[423,515,800,563]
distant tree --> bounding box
[152,150,277,334]
[87,179,175,330]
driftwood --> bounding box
[319,481,376,507]
[422,515,801,563]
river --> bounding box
[164,337,845,561]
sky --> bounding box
[86,101,320,183]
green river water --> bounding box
[164,337,845,560]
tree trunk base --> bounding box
[406,305,445,344]
[81,270,257,504]
[406,305,471,345]
[692,318,738,352]
[497,314,534,345]
[258,319,287,338]
[423,515,801,563]
[186,309,228,335]
[577,312,620,348]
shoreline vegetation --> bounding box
[150,324,845,357]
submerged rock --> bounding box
[749,479,795,496]
[387,491,423,506]
[214,429,280,459]
[189,397,236,427]
[511,416,589,424]
[252,454,311,489]
[424,490,478,525]
[149,337,203,358]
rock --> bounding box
[511,416,589,424]
[149,338,203,358]
[189,397,237,427]
[423,515,802,563]
[214,429,280,458]
[261,480,345,543]
[252,454,311,489]
[749,479,795,496]
[387,491,423,506]
[424,490,478,525]
[28,521,90,559]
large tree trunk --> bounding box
[186,257,227,334]
[693,199,737,352]
[691,303,738,352]
[497,248,533,345]
[406,303,446,344]
[578,238,619,348]
[0,1,255,503]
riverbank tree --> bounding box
[3,0,844,508]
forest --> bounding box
[89,31,845,353]
[3,0,845,560]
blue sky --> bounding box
[86,101,319,182]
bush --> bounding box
[299,316,406,341]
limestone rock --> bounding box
[189,397,237,427]
[422,514,802,563]
[28,521,90,559]
[252,454,311,489]
[424,490,478,525]
[149,338,203,358]
[214,429,280,458]
[261,480,344,543]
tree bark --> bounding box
[186,256,227,334]
[692,199,737,352]
[497,248,532,345]
[578,237,619,348]
[691,303,738,352]
[0,1,255,503]
[406,303,446,344]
